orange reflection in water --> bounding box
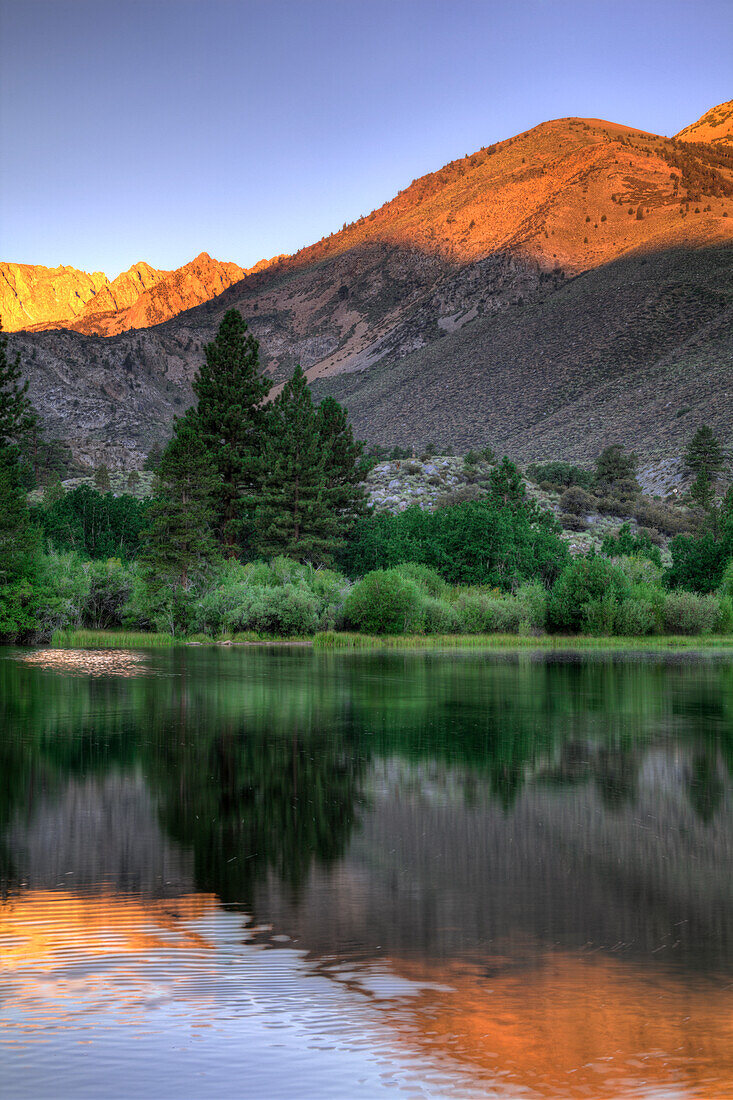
[20,649,148,677]
[376,953,733,1098]
[0,890,217,968]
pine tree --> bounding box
[255,366,338,563]
[316,396,365,528]
[94,464,111,492]
[685,425,725,510]
[141,415,221,595]
[191,310,270,552]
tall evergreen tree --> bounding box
[255,366,338,563]
[191,310,270,552]
[141,415,221,595]
[685,425,725,511]
[316,395,365,526]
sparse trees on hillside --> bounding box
[94,464,111,492]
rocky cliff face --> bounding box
[79,261,167,318]
[64,252,250,336]
[0,262,108,330]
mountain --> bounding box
[2,253,249,336]
[0,262,109,330]
[676,99,733,147]
[6,104,733,467]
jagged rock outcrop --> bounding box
[0,262,108,330]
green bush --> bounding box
[548,555,629,633]
[526,462,594,490]
[614,597,657,636]
[634,501,693,536]
[83,559,134,628]
[392,562,448,597]
[37,485,150,560]
[601,523,662,566]
[662,591,721,635]
[420,595,460,634]
[343,569,422,634]
[342,495,569,589]
[667,534,725,593]
[718,558,733,598]
[559,487,594,515]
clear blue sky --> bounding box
[1,0,731,277]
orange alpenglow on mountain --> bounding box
[675,99,733,147]
[4,102,733,339]
[0,253,280,335]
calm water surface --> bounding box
[1,646,732,1098]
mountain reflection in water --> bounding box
[1,647,732,1099]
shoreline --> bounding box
[41,628,733,652]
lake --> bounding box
[1,646,732,1098]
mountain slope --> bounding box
[676,99,733,147]
[8,106,733,467]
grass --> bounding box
[49,628,733,651]
[313,631,733,650]
[51,629,178,648]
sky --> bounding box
[1,0,731,277]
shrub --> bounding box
[667,533,725,593]
[560,486,594,515]
[614,597,657,636]
[37,485,150,560]
[343,569,422,634]
[514,582,548,631]
[393,562,448,597]
[559,513,590,532]
[526,462,594,490]
[83,559,134,628]
[454,591,522,634]
[662,591,720,635]
[548,555,629,633]
[634,501,693,536]
[421,596,460,634]
[191,558,350,636]
[341,497,569,589]
[718,558,733,598]
[601,522,662,566]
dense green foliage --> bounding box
[341,476,569,588]
[527,461,594,490]
[35,485,150,560]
